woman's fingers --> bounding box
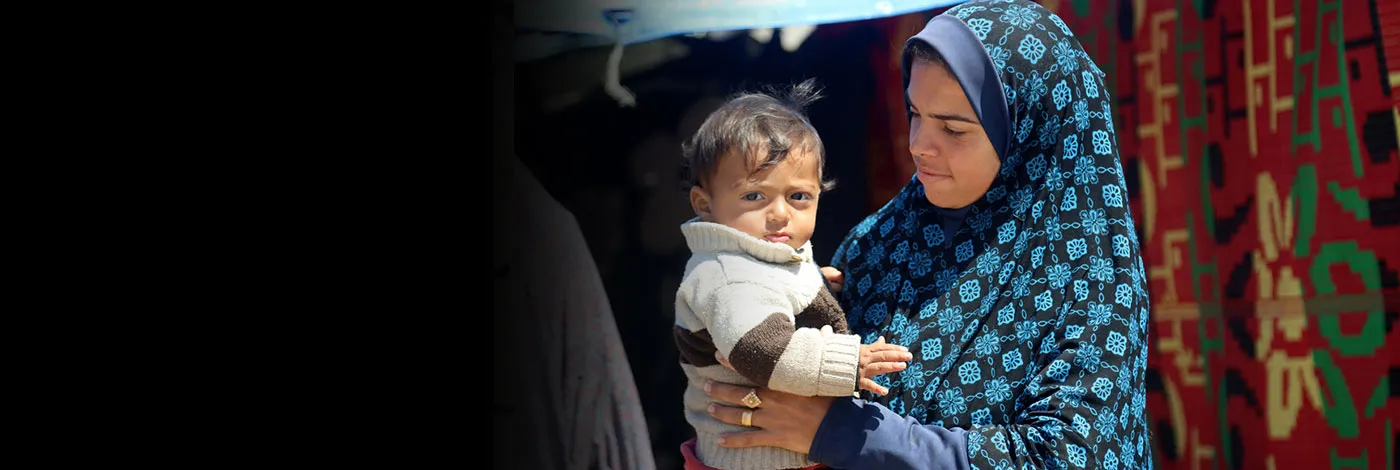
[705,380,760,405]
[713,351,736,371]
[707,402,789,449]
[717,428,784,449]
[700,386,831,455]
[820,266,844,285]
[707,402,760,428]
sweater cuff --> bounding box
[816,332,861,397]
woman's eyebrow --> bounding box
[930,113,980,124]
[908,104,980,124]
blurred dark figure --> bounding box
[494,154,657,470]
[494,0,656,468]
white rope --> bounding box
[603,39,636,107]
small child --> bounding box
[672,79,912,470]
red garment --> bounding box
[678,438,827,470]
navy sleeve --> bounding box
[809,398,972,470]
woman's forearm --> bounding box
[809,398,971,470]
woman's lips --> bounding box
[918,169,951,183]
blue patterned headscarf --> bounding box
[830,1,1152,468]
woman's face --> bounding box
[906,60,1001,209]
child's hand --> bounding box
[821,266,844,293]
[858,336,912,396]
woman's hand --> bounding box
[820,266,844,293]
[707,351,838,454]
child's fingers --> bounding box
[866,342,910,353]
[863,349,914,364]
[862,361,909,376]
[859,378,888,396]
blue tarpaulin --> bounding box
[515,0,967,106]
[517,0,966,45]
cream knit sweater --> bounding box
[673,219,862,470]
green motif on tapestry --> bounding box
[1313,351,1359,438]
[1326,182,1370,220]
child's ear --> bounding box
[689,186,712,218]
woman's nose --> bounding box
[910,131,937,162]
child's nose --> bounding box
[766,202,791,224]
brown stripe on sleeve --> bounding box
[673,326,719,367]
[795,286,850,334]
[729,313,796,387]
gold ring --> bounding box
[740,389,762,408]
[741,410,753,427]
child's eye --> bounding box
[741,192,764,201]
[790,192,814,201]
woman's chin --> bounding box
[923,192,940,205]
[923,192,964,209]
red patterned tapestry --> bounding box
[866,1,1400,468]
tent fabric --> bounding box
[517,0,968,46]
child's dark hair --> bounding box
[680,78,836,192]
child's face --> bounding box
[690,148,822,251]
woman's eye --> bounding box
[945,126,966,136]
[741,192,763,201]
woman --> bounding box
[701,1,1152,469]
